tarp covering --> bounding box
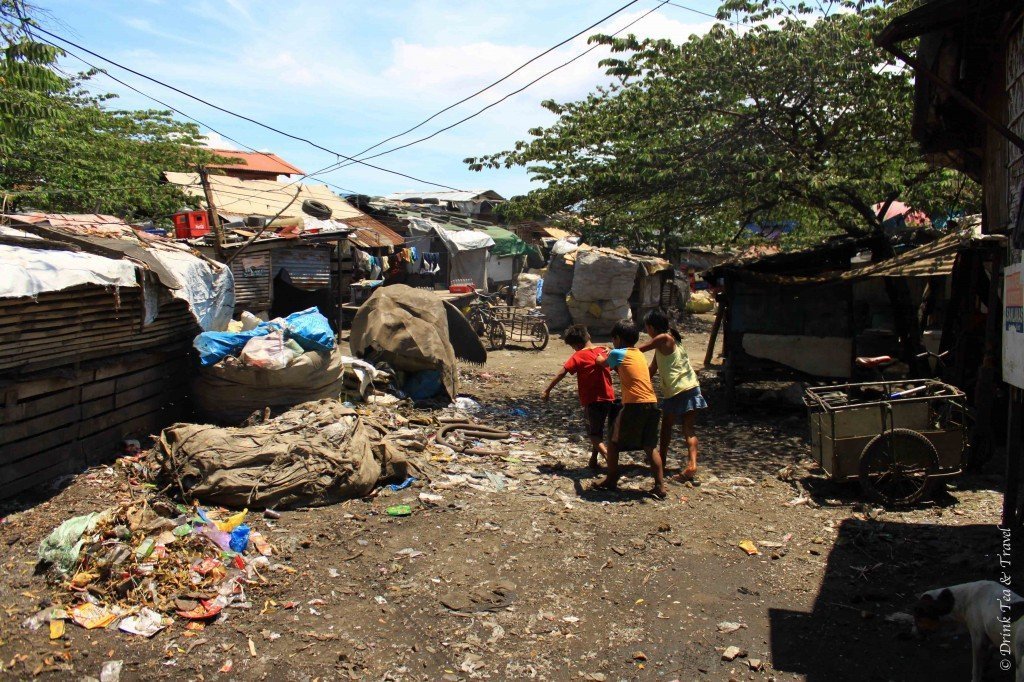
[482,226,528,258]
[147,245,235,331]
[155,400,414,509]
[0,243,139,299]
[350,285,463,400]
[192,349,348,423]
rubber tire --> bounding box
[530,322,549,350]
[858,428,938,507]
[489,321,507,350]
[302,199,333,220]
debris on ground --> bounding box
[30,498,285,640]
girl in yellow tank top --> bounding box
[639,310,707,482]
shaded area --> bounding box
[770,519,1015,681]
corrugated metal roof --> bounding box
[162,172,403,247]
[205,149,305,176]
[164,172,365,221]
[841,231,964,279]
[385,189,505,203]
[7,212,132,239]
[344,215,405,248]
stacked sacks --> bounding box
[541,239,577,331]
[513,272,541,309]
[566,248,640,335]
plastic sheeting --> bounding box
[146,246,235,331]
[0,244,139,299]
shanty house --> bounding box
[386,189,505,219]
[205,148,305,181]
[0,213,232,499]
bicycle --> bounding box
[466,296,507,350]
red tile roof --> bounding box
[205,149,305,176]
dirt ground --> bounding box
[0,313,1017,681]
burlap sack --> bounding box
[192,349,346,423]
[155,400,403,509]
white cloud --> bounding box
[73,1,723,196]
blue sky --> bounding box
[38,0,723,198]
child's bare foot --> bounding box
[674,466,697,483]
[648,486,667,500]
[592,477,618,491]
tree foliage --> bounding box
[468,0,981,251]
[1,0,219,220]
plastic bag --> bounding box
[283,307,335,352]
[240,331,295,370]
[194,327,273,367]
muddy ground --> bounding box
[0,313,1016,681]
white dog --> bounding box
[914,581,1024,681]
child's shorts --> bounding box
[584,400,621,439]
[661,386,708,416]
[611,403,660,452]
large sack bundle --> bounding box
[192,348,346,423]
[514,273,541,309]
[155,400,415,509]
[566,295,632,335]
[570,248,639,302]
[541,243,577,331]
[543,241,577,296]
[686,289,716,313]
[351,285,484,400]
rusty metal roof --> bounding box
[344,215,405,249]
[205,149,305,176]
[7,212,133,239]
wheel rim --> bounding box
[489,322,507,349]
[531,323,549,349]
[860,430,936,504]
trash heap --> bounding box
[155,399,423,509]
[190,307,395,422]
[28,500,277,640]
[566,248,640,334]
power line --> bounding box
[32,25,463,191]
[345,0,643,161]
[321,1,670,177]
[661,0,747,26]
[30,33,366,199]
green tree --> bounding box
[468,0,981,252]
[1,0,221,220]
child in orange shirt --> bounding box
[594,319,665,498]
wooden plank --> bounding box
[704,305,724,367]
[0,451,84,501]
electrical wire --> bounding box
[319,1,670,177]
[344,0,643,160]
[31,25,463,191]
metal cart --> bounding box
[490,305,549,350]
[804,379,969,506]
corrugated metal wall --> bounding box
[231,251,272,312]
[273,246,331,290]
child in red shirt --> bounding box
[542,325,619,469]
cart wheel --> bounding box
[489,321,507,350]
[858,428,939,506]
[530,322,549,350]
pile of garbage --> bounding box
[155,399,423,509]
[191,307,395,422]
[566,247,639,335]
[27,500,277,640]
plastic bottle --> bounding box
[240,311,260,331]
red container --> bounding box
[173,211,210,239]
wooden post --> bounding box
[1004,388,1022,529]
[198,166,227,261]
[705,304,725,368]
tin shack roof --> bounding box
[205,149,306,176]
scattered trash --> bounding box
[386,505,413,517]
[738,540,760,556]
[118,608,171,637]
[100,660,123,682]
[440,583,517,614]
[786,495,811,507]
[387,476,417,491]
[721,646,746,661]
[418,492,445,505]
[717,621,746,634]
[229,524,251,552]
[885,611,915,626]
[748,658,764,671]
[72,603,116,630]
[219,659,233,674]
